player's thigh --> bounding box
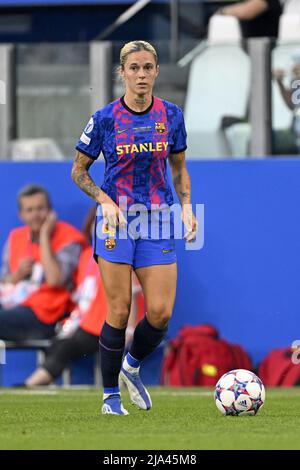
[97,257,132,327]
[135,263,177,326]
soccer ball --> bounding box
[214,369,265,416]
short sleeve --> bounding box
[170,107,187,154]
[75,111,104,160]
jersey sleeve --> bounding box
[75,111,104,160]
[170,107,187,154]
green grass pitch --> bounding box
[0,387,299,450]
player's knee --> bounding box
[108,307,130,329]
[148,305,172,329]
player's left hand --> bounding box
[182,205,198,243]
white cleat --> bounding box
[120,364,152,411]
[101,393,129,415]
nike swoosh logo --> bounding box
[117,128,130,134]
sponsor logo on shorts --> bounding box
[162,248,173,254]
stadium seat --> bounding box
[283,0,300,14]
[10,138,64,161]
[207,15,242,45]
[278,14,300,42]
[223,123,250,158]
[185,45,250,159]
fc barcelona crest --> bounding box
[155,122,166,133]
[105,238,116,250]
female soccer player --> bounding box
[72,40,197,415]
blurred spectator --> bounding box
[273,63,300,111]
[222,60,300,156]
[24,207,144,387]
[217,0,283,38]
[273,59,300,154]
[0,184,85,341]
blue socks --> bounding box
[129,315,168,362]
[100,317,167,393]
[99,322,126,391]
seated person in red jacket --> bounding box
[24,207,144,386]
[0,184,85,341]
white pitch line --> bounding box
[0,389,213,397]
[0,390,59,396]
[151,391,213,397]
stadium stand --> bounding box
[272,43,300,146]
[207,14,242,44]
[284,0,300,13]
[184,14,250,158]
[278,13,300,41]
[10,138,64,160]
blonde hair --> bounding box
[119,40,158,70]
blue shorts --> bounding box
[93,208,177,269]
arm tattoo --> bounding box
[173,173,182,187]
[169,152,191,204]
[173,171,191,203]
[180,191,190,200]
[71,152,102,202]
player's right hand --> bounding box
[182,204,198,243]
[100,193,127,233]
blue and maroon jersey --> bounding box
[75,96,187,209]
